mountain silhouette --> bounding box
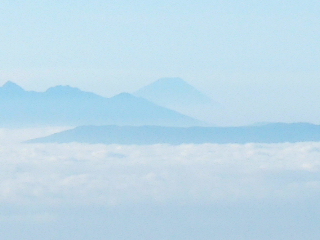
[0,82,205,127]
[133,78,223,124]
[26,122,320,145]
[1,81,25,93]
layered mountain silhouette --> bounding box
[0,81,205,127]
[26,123,320,145]
[133,78,222,124]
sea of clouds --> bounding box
[1,128,320,239]
[1,128,320,206]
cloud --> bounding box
[2,128,320,239]
[0,127,320,207]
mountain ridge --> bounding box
[26,122,320,145]
[0,81,205,128]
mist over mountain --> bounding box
[134,78,223,124]
[0,81,204,127]
[26,122,320,144]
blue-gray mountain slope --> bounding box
[133,78,223,124]
[26,123,320,144]
[0,81,204,127]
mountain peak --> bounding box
[147,77,191,90]
[1,81,25,92]
[46,85,82,94]
[133,77,221,124]
[44,85,105,101]
[156,77,186,84]
[134,77,215,104]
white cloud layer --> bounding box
[1,128,320,207]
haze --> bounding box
[1,1,320,239]
[1,0,320,125]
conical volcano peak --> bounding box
[152,77,190,89]
[133,77,221,124]
[1,81,25,92]
[156,77,186,84]
[134,77,212,100]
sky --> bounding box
[1,0,320,124]
[1,128,320,239]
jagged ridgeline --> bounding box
[0,81,206,127]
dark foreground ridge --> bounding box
[26,122,320,145]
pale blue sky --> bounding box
[1,0,320,125]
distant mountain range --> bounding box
[133,78,222,124]
[0,81,205,127]
[26,123,320,145]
